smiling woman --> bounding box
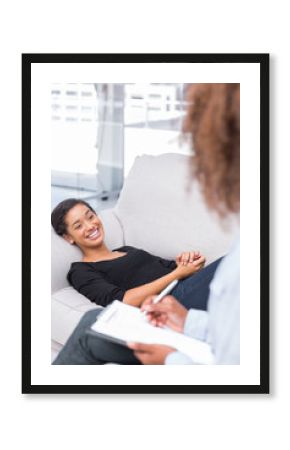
[51,198,221,309]
[62,203,107,256]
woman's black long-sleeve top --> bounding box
[67,246,177,307]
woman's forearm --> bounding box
[122,256,205,307]
[123,270,179,307]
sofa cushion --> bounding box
[115,153,237,264]
[52,286,101,345]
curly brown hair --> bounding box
[183,83,240,216]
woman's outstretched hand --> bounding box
[176,250,201,265]
[174,254,206,279]
[141,295,188,333]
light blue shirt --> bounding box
[165,236,240,365]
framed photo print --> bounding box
[22,53,269,394]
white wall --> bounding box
[0,2,287,450]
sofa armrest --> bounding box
[51,228,83,294]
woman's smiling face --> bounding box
[63,203,104,250]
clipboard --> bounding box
[88,301,214,364]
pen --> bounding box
[142,279,178,318]
[152,279,178,304]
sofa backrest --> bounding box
[115,153,238,263]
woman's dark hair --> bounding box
[51,198,96,236]
[183,83,240,216]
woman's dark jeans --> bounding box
[172,257,222,310]
[53,258,222,365]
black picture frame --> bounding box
[22,53,269,394]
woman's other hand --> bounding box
[141,295,188,333]
[176,250,200,266]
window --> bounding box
[51,83,191,209]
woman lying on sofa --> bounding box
[51,198,222,310]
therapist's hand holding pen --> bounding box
[141,291,188,334]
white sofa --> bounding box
[51,153,238,359]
